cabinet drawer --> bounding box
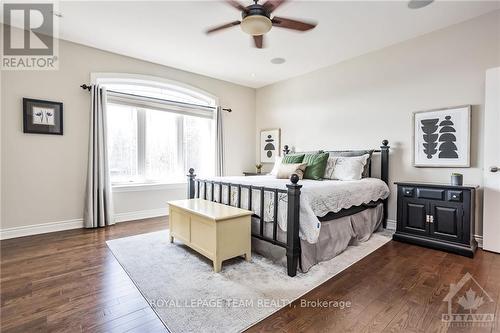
[447,190,463,202]
[417,188,444,200]
[402,187,414,197]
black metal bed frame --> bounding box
[187,140,390,277]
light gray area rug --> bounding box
[107,230,392,333]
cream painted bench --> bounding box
[168,198,253,272]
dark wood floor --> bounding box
[1,217,499,333]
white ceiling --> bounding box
[9,1,500,88]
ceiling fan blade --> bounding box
[262,0,287,13]
[225,0,248,12]
[272,16,316,31]
[206,20,241,34]
[253,35,264,48]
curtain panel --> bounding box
[84,85,114,228]
[216,106,225,176]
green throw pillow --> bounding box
[303,152,329,180]
[282,154,305,164]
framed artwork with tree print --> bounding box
[260,128,280,163]
[413,105,470,167]
[23,98,63,135]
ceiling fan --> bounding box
[206,0,317,49]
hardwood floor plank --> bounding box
[1,316,47,333]
[91,307,156,333]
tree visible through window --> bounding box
[105,79,216,185]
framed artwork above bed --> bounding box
[413,105,471,167]
[260,128,280,163]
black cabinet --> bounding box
[393,182,477,257]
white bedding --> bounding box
[198,175,390,244]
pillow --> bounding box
[302,152,329,180]
[269,156,283,176]
[326,154,370,180]
[276,163,307,180]
[327,150,374,178]
[282,154,305,164]
[323,156,336,179]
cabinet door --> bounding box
[429,201,463,242]
[400,198,429,235]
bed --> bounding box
[187,140,390,276]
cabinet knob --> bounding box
[491,166,499,173]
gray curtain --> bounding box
[216,106,225,176]
[84,85,114,228]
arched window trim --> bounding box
[90,73,219,107]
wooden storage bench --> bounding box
[168,198,253,272]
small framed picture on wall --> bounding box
[413,105,470,167]
[23,98,63,135]
[260,128,280,163]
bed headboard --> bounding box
[282,140,390,186]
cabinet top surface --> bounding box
[395,181,479,190]
[168,198,253,221]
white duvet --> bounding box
[198,175,390,244]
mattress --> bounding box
[198,175,389,244]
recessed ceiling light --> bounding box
[251,73,256,77]
[408,0,433,9]
[271,57,286,65]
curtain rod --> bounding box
[80,84,232,112]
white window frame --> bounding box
[93,73,219,188]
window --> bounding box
[104,77,216,185]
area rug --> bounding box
[106,230,392,333]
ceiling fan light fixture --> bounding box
[240,15,272,36]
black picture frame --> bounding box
[412,105,470,167]
[23,98,63,135]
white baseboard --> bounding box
[114,208,168,223]
[0,218,84,240]
[475,235,483,248]
[0,208,169,240]
[386,219,397,230]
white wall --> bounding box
[1,32,256,234]
[256,11,500,235]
